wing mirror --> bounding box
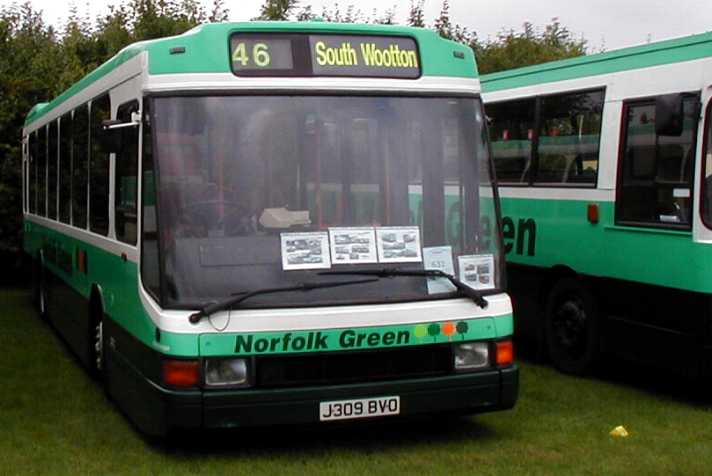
[101,111,141,153]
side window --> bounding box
[72,105,89,229]
[488,98,535,184]
[48,120,58,220]
[90,95,111,235]
[536,90,603,185]
[141,99,161,299]
[617,96,698,227]
[701,100,712,229]
[115,100,139,245]
[59,113,72,224]
[37,126,47,217]
[28,132,37,214]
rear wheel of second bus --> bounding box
[544,278,600,375]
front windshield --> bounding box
[147,95,503,308]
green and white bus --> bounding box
[482,32,712,376]
[22,22,517,436]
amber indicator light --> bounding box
[496,340,514,366]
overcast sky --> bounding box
[3,0,711,51]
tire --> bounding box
[92,308,113,399]
[93,317,104,375]
[544,277,600,375]
[89,294,106,381]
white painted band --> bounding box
[138,282,512,335]
[145,74,481,95]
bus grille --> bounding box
[255,345,453,388]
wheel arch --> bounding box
[538,265,580,307]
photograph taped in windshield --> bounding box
[376,226,422,263]
[458,254,495,291]
[281,232,331,270]
[329,227,378,264]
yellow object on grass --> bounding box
[610,426,629,437]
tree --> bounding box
[407,0,425,28]
[128,0,203,41]
[95,4,133,60]
[295,5,315,21]
[320,3,364,23]
[433,0,452,39]
[372,6,397,25]
[432,0,474,45]
[0,2,62,278]
[58,7,100,92]
[172,0,207,31]
[255,0,299,21]
[474,18,587,74]
[208,0,230,23]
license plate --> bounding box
[319,396,400,421]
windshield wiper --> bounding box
[188,278,379,324]
[319,268,488,309]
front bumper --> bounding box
[125,364,518,435]
[205,365,518,428]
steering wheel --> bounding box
[177,200,250,234]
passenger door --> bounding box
[606,93,706,371]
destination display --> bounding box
[229,33,421,78]
[309,35,420,78]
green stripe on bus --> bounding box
[199,314,513,356]
[23,221,169,352]
[501,198,712,293]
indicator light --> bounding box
[496,340,514,366]
[162,359,199,388]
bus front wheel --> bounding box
[544,278,600,375]
[88,292,106,382]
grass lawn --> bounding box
[2,287,712,475]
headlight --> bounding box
[453,342,489,370]
[204,358,250,387]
